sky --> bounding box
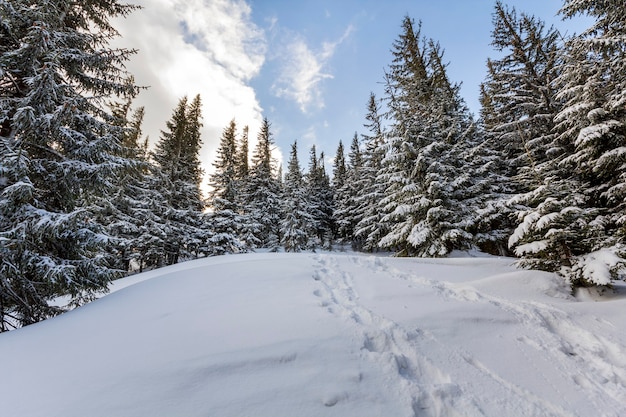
[112,0,591,190]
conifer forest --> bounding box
[1,0,625,331]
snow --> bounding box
[572,248,625,286]
[2,251,626,417]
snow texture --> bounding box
[2,252,626,417]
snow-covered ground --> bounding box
[2,251,626,417]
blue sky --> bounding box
[114,0,591,187]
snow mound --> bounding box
[2,252,626,417]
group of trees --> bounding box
[208,117,336,254]
[0,0,210,330]
[238,0,623,288]
[1,0,624,330]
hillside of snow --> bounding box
[2,252,626,417]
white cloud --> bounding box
[112,0,268,191]
[272,25,354,113]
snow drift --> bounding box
[1,252,626,417]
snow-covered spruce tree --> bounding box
[479,1,564,255]
[236,125,250,181]
[376,16,476,257]
[244,118,282,250]
[514,0,626,287]
[0,0,140,330]
[206,119,245,255]
[331,139,350,245]
[233,125,259,249]
[281,140,314,252]
[305,145,335,250]
[151,95,207,265]
[105,105,169,273]
[103,99,157,272]
[353,93,387,251]
[375,17,431,256]
[402,40,477,256]
[334,133,360,246]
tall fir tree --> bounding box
[376,16,476,256]
[507,0,626,287]
[103,99,158,272]
[354,94,387,250]
[281,140,314,252]
[206,119,245,254]
[375,17,430,255]
[479,2,564,255]
[331,140,350,244]
[151,95,207,264]
[510,0,626,287]
[244,118,282,250]
[0,0,140,330]
[234,125,258,249]
[305,145,335,249]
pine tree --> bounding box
[336,133,363,246]
[103,99,156,272]
[206,119,245,254]
[152,95,206,264]
[332,141,348,190]
[244,118,282,249]
[375,17,430,255]
[478,2,564,255]
[354,94,387,250]
[305,146,335,249]
[234,125,258,249]
[331,140,350,244]
[281,140,314,252]
[375,16,476,256]
[506,0,626,287]
[236,125,250,183]
[0,0,140,330]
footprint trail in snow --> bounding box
[311,253,626,417]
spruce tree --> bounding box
[281,140,314,252]
[331,140,350,244]
[152,95,206,264]
[206,119,245,254]
[305,146,335,249]
[0,0,140,330]
[354,94,387,251]
[244,118,281,249]
[103,100,158,272]
[234,125,258,249]
[479,2,564,254]
[375,17,430,255]
[376,16,476,256]
[507,0,626,287]
[500,0,626,287]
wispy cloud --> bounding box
[272,25,354,113]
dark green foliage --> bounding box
[244,118,282,249]
[206,119,245,255]
[376,16,477,257]
[0,0,140,330]
[151,95,207,264]
[281,140,314,252]
[305,146,335,249]
[477,2,564,255]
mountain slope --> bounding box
[1,252,625,417]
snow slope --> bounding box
[2,252,626,417]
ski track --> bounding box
[311,253,626,417]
